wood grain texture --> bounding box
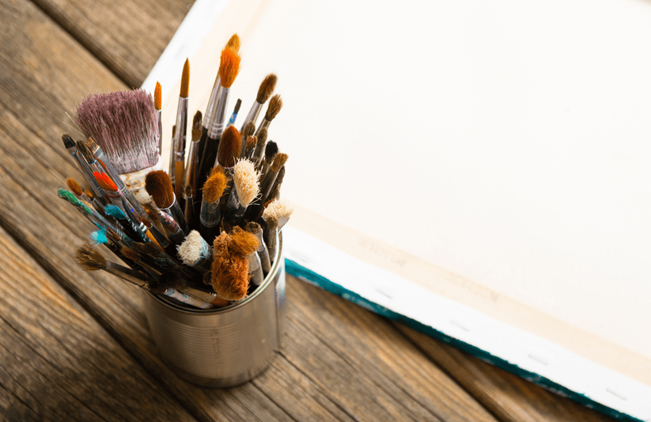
[0,2,503,422]
[394,323,616,422]
[0,225,197,422]
[30,0,195,87]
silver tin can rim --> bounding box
[146,232,283,314]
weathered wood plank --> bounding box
[0,2,501,422]
[394,323,616,422]
[0,224,197,421]
[30,0,194,87]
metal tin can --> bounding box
[143,235,285,387]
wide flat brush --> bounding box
[240,74,277,132]
[254,94,282,137]
[196,47,241,199]
[145,170,189,237]
[170,59,190,209]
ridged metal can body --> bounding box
[143,235,285,388]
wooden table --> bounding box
[0,0,618,420]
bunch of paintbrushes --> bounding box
[61,34,293,309]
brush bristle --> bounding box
[192,111,203,141]
[154,82,162,111]
[75,89,159,174]
[104,204,127,219]
[217,125,241,168]
[86,137,100,155]
[76,140,94,164]
[177,230,204,265]
[132,241,164,258]
[76,244,106,271]
[271,153,288,172]
[246,136,256,151]
[264,214,279,230]
[245,221,262,234]
[211,232,249,300]
[226,34,240,52]
[145,170,174,208]
[265,95,282,121]
[264,141,278,163]
[121,246,140,262]
[85,190,94,199]
[230,227,259,256]
[94,171,118,192]
[66,178,83,196]
[62,133,75,149]
[202,171,228,203]
[233,159,259,207]
[256,74,277,104]
[263,199,293,222]
[257,128,268,145]
[181,59,190,98]
[219,48,241,88]
[242,121,255,139]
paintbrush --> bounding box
[196,47,241,196]
[251,128,268,164]
[258,141,278,176]
[228,99,242,127]
[184,111,203,229]
[145,170,189,236]
[245,221,271,275]
[254,94,282,138]
[240,74,277,133]
[66,177,103,213]
[155,81,162,156]
[232,227,263,287]
[76,244,213,309]
[211,230,258,301]
[269,166,285,201]
[75,89,162,207]
[245,153,287,220]
[240,122,256,157]
[86,137,150,221]
[170,59,190,209]
[262,199,293,231]
[243,136,257,160]
[63,134,108,206]
[199,169,227,243]
[198,34,240,164]
[177,230,213,274]
[224,159,259,228]
[262,215,279,264]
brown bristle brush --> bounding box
[240,121,256,157]
[245,153,288,220]
[216,124,242,169]
[145,170,189,239]
[240,73,277,132]
[255,94,282,137]
[251,128,268,164]
[258,141,278,176]
[197,46,242,198]
[211,230,258,301]
[170,59,190,209]
[245,221,272,275]
[199,169,228,243]
[66,177,91,204]
[185,111,204,230]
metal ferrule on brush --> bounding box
[240,101,263,132]
[160,194,189,235]
[199,199,221,230]
[207,87,230,140]
[156,208,186,245]
[203,78,221,127]
[247,252,264,287]
[170,97,188,185]
[252,230,271,275]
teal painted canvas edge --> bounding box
[285,258,642,422]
